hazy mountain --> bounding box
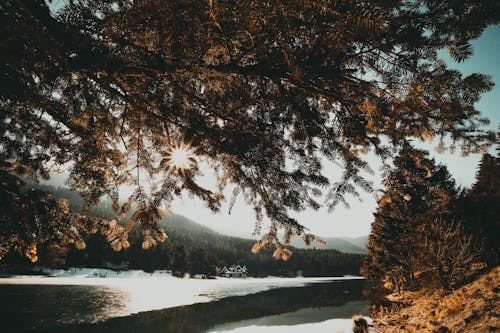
[31,182,368,255]
[162,215,368,255]
[161,215,222,237]
[289,236,368,254]
[347,236,369,251]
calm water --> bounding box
[0,274,368,333]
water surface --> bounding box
[0,273,367,333]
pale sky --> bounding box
[45,25,500,239]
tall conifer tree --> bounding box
[461,153,500,263]
[363,145,458,290]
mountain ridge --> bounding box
[162,215,368,254]
[288,236,367,254]
[33,182,369,255]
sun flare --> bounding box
[163,141,196,172]
[169,147,192,169]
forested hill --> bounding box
[4,184,364,277]
[70,213,363,277]
[162,215,365,274]
[161,215,368,254]
[289,235,368,254]
[35,183,369,254]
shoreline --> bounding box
[0,266,364,285]
[372,267,499,333]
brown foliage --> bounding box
[1,0,498,259]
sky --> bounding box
[45,26,500,240]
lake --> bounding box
[0,271,368,333]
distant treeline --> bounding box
[2,185,363,277]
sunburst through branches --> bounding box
[161,140,196,175]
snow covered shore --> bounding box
[0,267,363,317]
[0,266,363,285]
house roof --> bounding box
[221,265,248,274]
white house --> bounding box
[221,265,248,278]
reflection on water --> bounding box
[209,300,369,332]
[0,284,128,329]
[0,277,367,333]
[210,319,366,333]
[210,318,363,333]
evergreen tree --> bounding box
[187,248,216,276]
[362,145,459,291]
[461,153,500,263]
[1,0,498,261]
[169,244,188,277]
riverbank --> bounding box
[373,266,499,332]
[0,267,174,279]
[0,266,363,283]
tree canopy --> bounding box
[1,0,499,261]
